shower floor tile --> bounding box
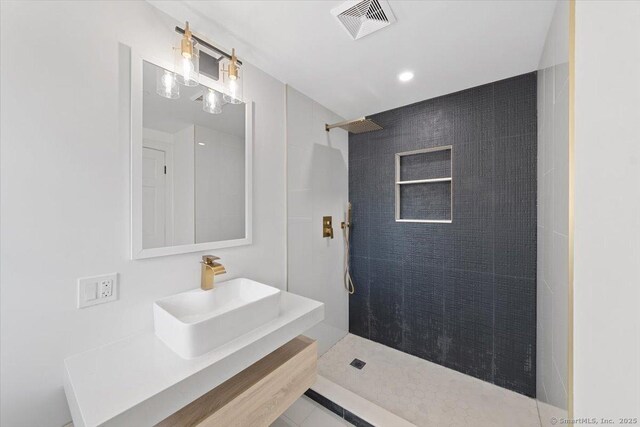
[318,334,540,427]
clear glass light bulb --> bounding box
[203,88,223,114]
[223,78,243,104]
[222,57,243,104]
[175,43,199,87]
[156,69,179,99]
[182,57,193,84]
[163,72,174,96]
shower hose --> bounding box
[343,204,356,295]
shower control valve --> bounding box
[323,216,334,239]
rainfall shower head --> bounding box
[325,117,383,134]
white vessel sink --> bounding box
[153,278,281,358]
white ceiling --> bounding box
[149,0,556,119]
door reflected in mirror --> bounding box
[142,60,246,250]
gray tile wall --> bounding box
[348,72,537,397]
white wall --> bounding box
[536,1,570,424]
[195,125,245,243]
[574,0,640,420]
[172,125,196,245]
[286,86,349,355]
[0,2,286,426]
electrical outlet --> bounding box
[78,273,118,308]
[99,279,113,298]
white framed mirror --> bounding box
[131,53,252,259]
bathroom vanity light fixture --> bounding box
[221,48,243,104]
[174,25,243,66]
[174,22,199,87]
[156,69,180,99]
[172,23,244,102]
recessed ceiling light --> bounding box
[198,142,205,146]
[398,71,414,82]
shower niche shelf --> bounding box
[395,146,452,223]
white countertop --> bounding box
[64,291,324,427]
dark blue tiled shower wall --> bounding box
[348,72,537,397]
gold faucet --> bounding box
[200,255,226,290]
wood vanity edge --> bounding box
[155,335,317,427]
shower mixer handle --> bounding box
[323,216,334,239]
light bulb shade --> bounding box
[203,88,224,114]
[175,42,199,87]
[156,69,179,99]
[222,65,243,104]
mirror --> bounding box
[131,57,252,259]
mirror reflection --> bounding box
[142,60,246,249]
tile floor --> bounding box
[271,395,351,427]
[317,334,541,427]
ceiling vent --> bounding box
[331,0,396,40]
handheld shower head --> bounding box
[342,202,355,295]
[341,202,352,230]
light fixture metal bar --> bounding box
[175,26,243,66]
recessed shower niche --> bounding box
[395,145,453,223]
